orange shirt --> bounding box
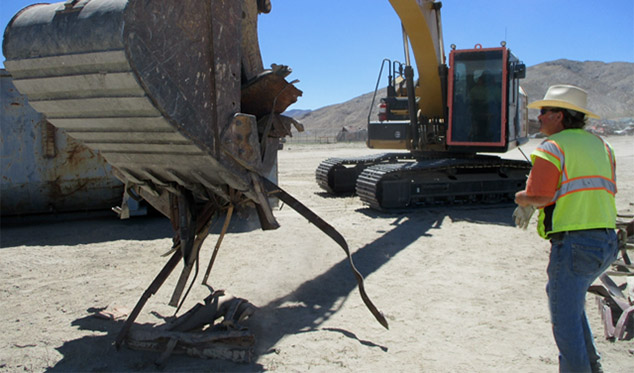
[525,157,560,200]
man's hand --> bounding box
[513,205,536,229]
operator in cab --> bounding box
[513,85,618,373]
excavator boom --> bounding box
[389,0,444,118]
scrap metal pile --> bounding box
[589,215,634,341]
[125,291,258,365]
[2,0,387,363]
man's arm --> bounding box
[515,191,553,207]
[514,157,560,207]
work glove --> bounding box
[513,205,536,229]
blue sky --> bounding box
[2,0,633,110]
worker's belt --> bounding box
[548,228,614,241]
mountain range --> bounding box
[288,59,634,138]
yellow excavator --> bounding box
[316,0,532,210]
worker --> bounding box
[468,70,502,142]
[513,84,618,373]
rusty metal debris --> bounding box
[588,215,634,340]
[103,291,258,365]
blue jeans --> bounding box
[547,229,618,373]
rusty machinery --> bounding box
[3,0,387,363]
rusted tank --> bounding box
[1,68,124,216]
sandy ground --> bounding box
[1,137,633,372]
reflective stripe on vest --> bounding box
[554,176,617,200]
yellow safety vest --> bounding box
[531,129,617,239]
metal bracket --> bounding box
[220,113,262,173]
[59,0,88,13]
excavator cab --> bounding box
[447,45,528,152]
[368,45,528,154]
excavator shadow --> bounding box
[356,202,518,226]
[315,191,356,199]
[247,204,515,359]
[49,204,515,371]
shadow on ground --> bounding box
[48,206,515,371]
[47,312,264,372]
[1,214,172,248]
[250,205,515,354]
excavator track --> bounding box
[315,152,412,194]
[355,156,532,211]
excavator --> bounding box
[316,0,533,210]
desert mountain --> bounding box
[289,60,634,138]
[522,60,634,119]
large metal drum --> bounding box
[1,69,124,216]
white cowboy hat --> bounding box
[527,84,600,119]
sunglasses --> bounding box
[540,108,560,115]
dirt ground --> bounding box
[1,137,633,372]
